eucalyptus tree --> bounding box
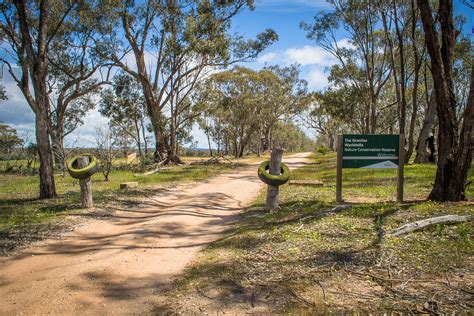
[0,0,79,198]
[100,72,148,159]
[0,0,112,198]
[305,94,345,150]
[259,65,310,152]
[417,0,473,201]
[47,17,114,169]
[302,0,392,134]
[380,0,427,163]
[0,123,22,158]
[198,67,267,158]
[99,0,277,163]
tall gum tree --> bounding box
[47,17,114,169]
[1,0,111,197]
[99,0,277,163]
[302,0,392,134]
[0,0,77,198]
[417,0,473,201]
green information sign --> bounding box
[342,134,399,168]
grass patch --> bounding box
[171,152,474,314]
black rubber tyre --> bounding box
[67,154,98,180]
[257,161,291,186]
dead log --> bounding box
[388,214,472,236]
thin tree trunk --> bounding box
[206,130,213,157]
[51,127,66,171]
[406,0,422,164]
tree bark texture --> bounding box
[36,107,57,199]
[418,0,473,201]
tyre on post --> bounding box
[257,148,291,211]
[66,154,98,208]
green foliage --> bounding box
[317,146,331,155]
[270,121,315,152]
[0,123,23,158]
[96,0,278,161]
[196,65,311,157]
[99,72,149,159]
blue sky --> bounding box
[0,0,472,148]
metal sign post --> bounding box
[336,134,404,203]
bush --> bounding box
[317,147,331,155]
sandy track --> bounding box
[0,153,312,314]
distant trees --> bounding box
[94,126,117,182]
[195,65,312,157]
[0,85,6,100]
[99,72,148,160]
[0,123,22,158]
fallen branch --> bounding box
[388,215,472,237]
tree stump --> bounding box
[78,156,93,208]
[266,148,284,211]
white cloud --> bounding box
[255,39,354,68]
[284,45,336,66]
[306,67,329,91]
[257,52,277,63]
[65,108,110,148]
[336,38,355,50]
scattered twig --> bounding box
[316,280,327,302]
[196,286,219,300]
[299,204,352,222]
[286,287,316,308]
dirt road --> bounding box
[0,153,311,314]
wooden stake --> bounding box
[266,148,284,211]
[78,156,93,208]
[336,135,343,204]
[397,134,404,203]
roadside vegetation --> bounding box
[169,152,473,314]
[0,156,252,254]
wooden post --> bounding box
[78,156,93,208]
[266,148,284,211]
[397,134,405,203]
[336,135,343,204]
